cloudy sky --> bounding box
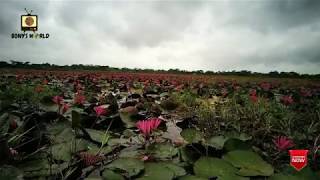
[0,0,320,74]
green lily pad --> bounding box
[179,146,199,164]
[275,166,320,180]
[269,173,301,180]
[205,135,227,150]
[138,162,186,180]
[0,113,9,135]
[47,120,71,137]
[0,165,23,180]
[85,129,110,144]
[194,157,248,180]
[147,143,178,160]
[205,132,251,150]
[52,128,75,144]
[225,132,252,141]
[181,128,203,143]
[222,150,274,176]
[194,157,247,180]
[17,157,68,178]
[102,170,125,180]
[223,138,251,152]
[119,147,144,158]
[50,139,88,161]
[179,175,207,180]
[106,158,144,177]
[87,141,113,155]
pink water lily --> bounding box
[273,136,294,151]
[74,93,86,105]
[52,95,63,105]
[62,103,70,114]
[249,89,258,103]
[136,118,161,137]
[94,106,106,117]
[280,95,294,106]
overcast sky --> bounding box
[0,0,320,74]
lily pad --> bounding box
[205,135,227,150]
[222,150,274,176]
[119,147,144,158]
[52,128,75,144]
[102,169,125,180]
[147,143,178,160]
[179,175,207,180]
[223,138,251,152]
[181,128,203,144]
[0,113,9,135]
[275,166,320,180]
[85,128,110,144]
[87,141,113,155]
[138,162,186,180]
[194,157,248,180]
[106,158,144,177]
[269,173,301,180]
[17,157,68,178]
[0,165,23,180]
[50,139,88,161]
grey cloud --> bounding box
[0,0,319,74]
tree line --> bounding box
[1,60,319,79]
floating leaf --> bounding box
[179,146,199,164]
[269,173,300,180]
[205,136,227,150]
[194,157,248,180]
[0,113,9,135]
[147,143,178,160]
[181,128,203,144]
[273,166,320,180]
[0,165,23,180]
[179,175,207,180]
[138,162,186,180]
[17,157,68,178]
[87,141,113,155]
[85,129,110,144]
[119,147,144,158]
[223,150,274,176]
[52,128,75,144]
[102,170,125,180]
[107,158,144,177]
[224,138,251,152]
[51,139,88,161]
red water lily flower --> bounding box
[136,118,161,137]
[35,85,44,93]
[273,136,294,151]
[52,96,63,105]
[249,89,258,103]
[280,95,294,106]
[74,93,86,105]
[94,106,106,117]
[42,79,48,85]
[260,82,271,91]
[62,103,70,114]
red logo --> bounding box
[289,150,309,171]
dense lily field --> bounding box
[0,69,320,180]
